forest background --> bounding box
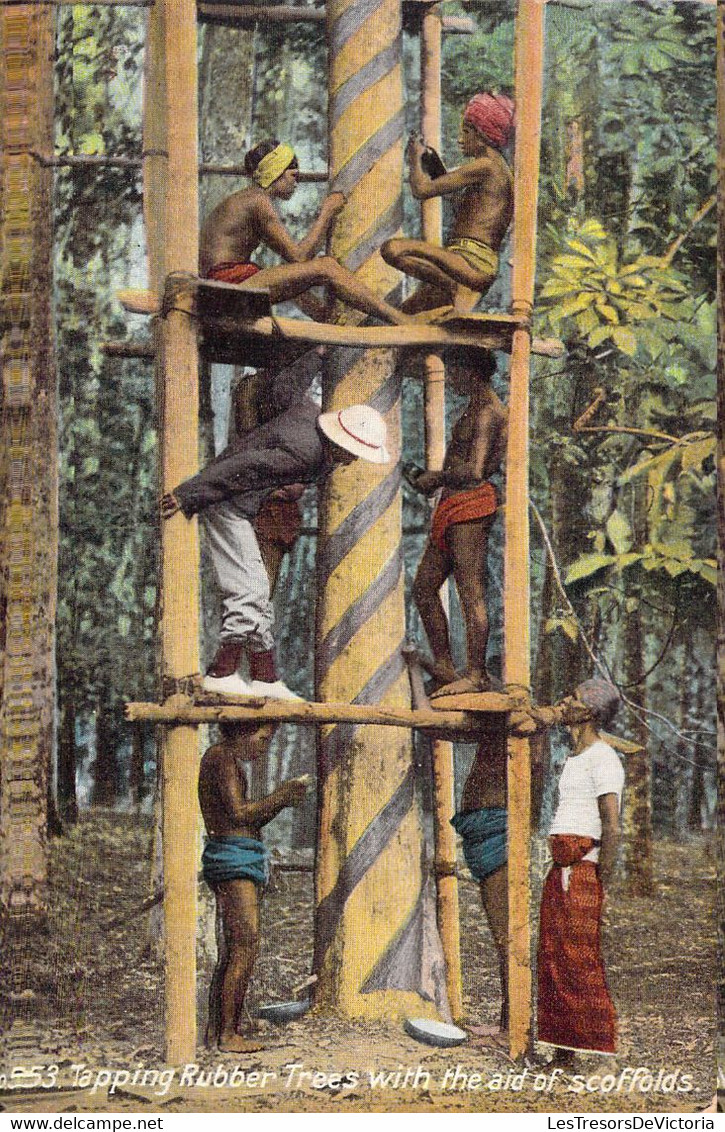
[51,0,716,888]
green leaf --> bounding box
[680,436,715,475]
[606,509,632,554]
[616,553,644,570]
[567,240,597,261]
[611,326,638,356]
[565,553,616,584]
[588,324,613,349]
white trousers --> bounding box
[202,502,275,652]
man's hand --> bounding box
[406,134,425,165]
[323,191,346,218]
[271,483,306,502]
[160,492,181,521]
[280,774,311,807]
[413,470,443,495]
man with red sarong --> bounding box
[199,139,418,327]
[537,678,624,1062]
[405,348,507,696]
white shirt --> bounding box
[549,740,624,862]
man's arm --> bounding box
[256,193,345,263]
[412,397,506,494]
[213,754,309,831]
[407,137,494,201]
[597,792,620,889]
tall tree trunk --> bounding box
[715,1,725,1056]
[57,697,79,825]
[621,482,654,896]
[130,724,146,810]
[91,695,120,808]
[0,5,58,919]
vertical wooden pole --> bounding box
[314,0,441,1019]
[420,1,463,1024]
[148,0,201,1064]
[715,0,725,1060]
[504,0,545,1060]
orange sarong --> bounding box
[537,834,617,1054]
[430,482,498,552]
[206,262,260,284]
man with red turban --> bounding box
[382,92,515,315]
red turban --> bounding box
[464,92,515,150]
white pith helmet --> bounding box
[317,404,391,465]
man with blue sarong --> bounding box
[451,714,510,1045]
[198,722,310,1052]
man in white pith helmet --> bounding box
[161,377,390,701]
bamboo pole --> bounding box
[420,1,463,1024]
[504,0,545,1061]
[126,696,514,726]
[148,0,202,1065]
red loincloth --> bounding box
[537,834,617,1054]
[430,482,498,552]
[206,262,260,284]
[253,499,302,550]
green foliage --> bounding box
[540,219,691,359]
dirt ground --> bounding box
[0,812,717,1115]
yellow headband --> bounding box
[252,143,295,189]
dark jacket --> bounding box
[174,396,324,520]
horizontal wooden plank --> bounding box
[126,693,514,729]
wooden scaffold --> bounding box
[0,0,550,1065]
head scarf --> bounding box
[463,92,515,150]
[574,678,621,729]
[252,143,295,189]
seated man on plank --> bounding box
[200,138,418,327]
[382,92,514,316]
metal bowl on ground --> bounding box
[403,1018,468,1048]
[257,999,310,1024]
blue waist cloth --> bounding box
[450,807,507,880]
[202,836,270,888]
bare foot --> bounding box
[430,674,493,699]
[218,1033,264,1053]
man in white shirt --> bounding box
[537,678,624,1060]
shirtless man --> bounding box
[200,138,414,326]
[452,714,509,1042]
[407,349,507,697]
[198,722,310,1052]
[381,92,514,315]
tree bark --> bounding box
[57,697,79,825]
[0,5,58,919]
[621,483,654,896]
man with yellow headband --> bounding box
[199,139,416,326]
[381,93,514,315]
